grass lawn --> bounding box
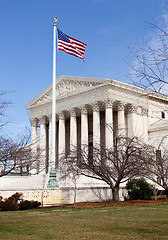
[0,202,168,240]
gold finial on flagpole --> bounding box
[54,17,58,25]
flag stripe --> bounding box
[57,28,87,61]
[58,43,84,59]
[58,46,84,59]
[58,40,85,52]
[58,40,85,55]
[67,36,87,47]
[69,40,86,53]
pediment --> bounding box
[26,76,106,109]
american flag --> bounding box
[57,28,87,61]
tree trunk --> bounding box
[165,188,168,197]
[112,186,120,201]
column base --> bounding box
[47,168,59,188]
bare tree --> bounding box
[0,132,45,177]
[0,90,12,130]
[0,90,45,177]
[60,159,80,205]
[0,135,28,176]
[126,8,168,95]
[143,146,168,196]
[60,135,148,201]
[125,5,168,197]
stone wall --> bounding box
[0,187,125,206]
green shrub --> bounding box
[126,179,153,200]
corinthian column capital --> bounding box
[58,111,65,120]
[70,108,77,117]
[40,116,47,125]
[116,101,126,111]
[141,107,148,116]
[80,105,88,115]
[46,115,52,123]
[104,99,114,108]
[126,104,138,114]
[30,118,38,127]
[92,102,99,112]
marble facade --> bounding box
[0,75,168,204]
[27,76,168,171]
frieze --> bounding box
[56,79,101,98]
[30,79,101,107]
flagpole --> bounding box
[51,17,57,169]
[47,17,59,188]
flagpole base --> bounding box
[47,167,59,188]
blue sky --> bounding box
[0,0,166,137]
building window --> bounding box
[161,112,165,119]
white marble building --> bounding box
[0,75,168,204]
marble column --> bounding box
[142,107,148,142]
[58,111,66,158]
[105,99,113,149]
[30,118,38,174]
[70,109,77,151]
[92,103,100,148]
[40,116,47,171]
[31,118,38,144]
[127,104,138,138]
[81,106,88,152]
[117,102,125,137]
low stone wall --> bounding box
[0,187,125,206]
